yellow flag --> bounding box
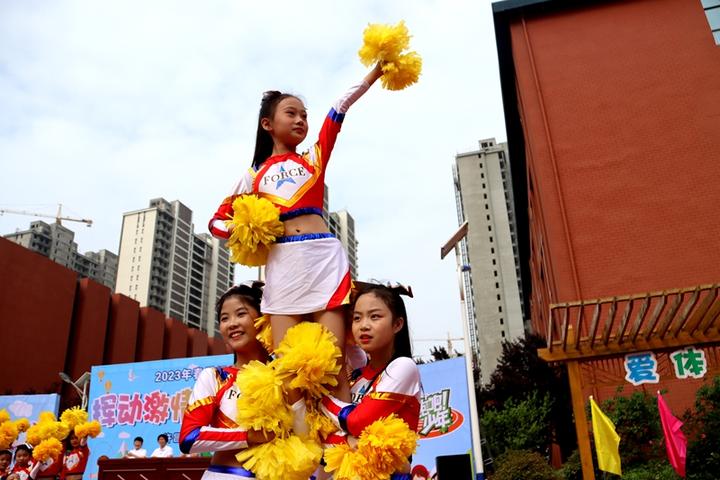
[590,397,622,476]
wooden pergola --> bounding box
[538,283,720,479]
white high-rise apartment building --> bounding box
[329,210,359,279]
[116,198,232,335]
[453,138,526,385]
[4,220,118,290]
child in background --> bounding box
[0,450,11,479]
[9,445,32,480]
[60,433,88,480]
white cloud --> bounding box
[118,431,130,439]
[0,0,504,358]
[8,400,33,418]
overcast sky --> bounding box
[0,0,507,360]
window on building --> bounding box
[480,172,485,179]
[492,259,496,265]
[491,247,495,254]
[486,214,490,220]
[483,193,487,199]
[482,183,486,189]
[497,294,501,300]
[498,305,503,313]
[489,236,493,243]
[500,318,504,325]
[499,152,504,160]
[485,204,489,210]
[501,331,505,338]
[479,163,483,168]
[488,225,492,232]
[702,0,720,44]
[494,270,498,277]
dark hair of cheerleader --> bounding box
[354,284,413,360]
[215,284,263,319]
[252,90,299,169]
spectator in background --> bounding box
[0,450,11,480]
[150,434,173,458]
[125,437,146,459]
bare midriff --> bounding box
[283,213,329,236]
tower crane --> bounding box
[0,204,93,227]
[414,331,464,355]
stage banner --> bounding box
[84,354,232,479]
[0,393,61,448]
[412,356,474,478]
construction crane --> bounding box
[0,204,93,227]
[414,332,464,355]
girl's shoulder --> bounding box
[385,356,420,379]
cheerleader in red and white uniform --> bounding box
[208,64,385,403]
[60,433,88,480]
[321,283,421,480]
[179,283,274,480]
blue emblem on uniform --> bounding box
[276,165,297,189]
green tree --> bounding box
[481,391,553,456]
[479,334,576,458]
[492,450,559,480]
[686,376,720,480]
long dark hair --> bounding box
[252,90,297,169]
[354,284,413,359]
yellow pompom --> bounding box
[0,421,19,450]
[324,415,418,480]
[359,21,411,66]
[13,418,30,433]
[60,407,88,431]
[235,361,293,437]
[0,409,10,424]
[33,437,64,462]
[225,195,284,267]
[75,420,101,439]
[358,21,422,91]
[254,315,274,354]
[236,435,322,480]
[38,412,57,423]
[55,421,70,441]
[305,406,338,442]
[274,323,342,398]
[381,52,422,91]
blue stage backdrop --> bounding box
[84,355,232,479]
[0,394,61,449]
[84,355,473,479]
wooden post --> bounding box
[568,359,594,479]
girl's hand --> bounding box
[364,63,384,86]
[247,429,275,446]
[346,435,359,449]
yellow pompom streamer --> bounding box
[38,412,57,423]
[254,315,274,354]
[0,409,10,424]
[60,407,88,431]
[32,437,64,462]
[0,421,19,450]
[274,323,342,398]
[74,420,102,439]
[225,195,284,267]
[235,361,293,437]
[14,418,30,433]
[324,415,418,480]
[26,420,70,446]
[236,434,322,480]
[381,52,422,91]
[359,21,422,91]
[305,406,338,442]
[359,21,411,67]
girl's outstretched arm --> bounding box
[364,63,384,87]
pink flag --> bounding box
[657,392,687,478]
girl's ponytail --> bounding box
[252,90,295,169]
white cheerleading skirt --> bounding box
[201,465,255,479]
[262,233,351,315]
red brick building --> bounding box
[493,0,720,476]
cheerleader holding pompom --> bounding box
[209,22,422,410]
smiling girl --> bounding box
[179,283,273,480]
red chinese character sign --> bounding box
[85,355,232,479]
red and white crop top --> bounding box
[321,357,422,439]
[179,366,250,454]
[209,80,370,239]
